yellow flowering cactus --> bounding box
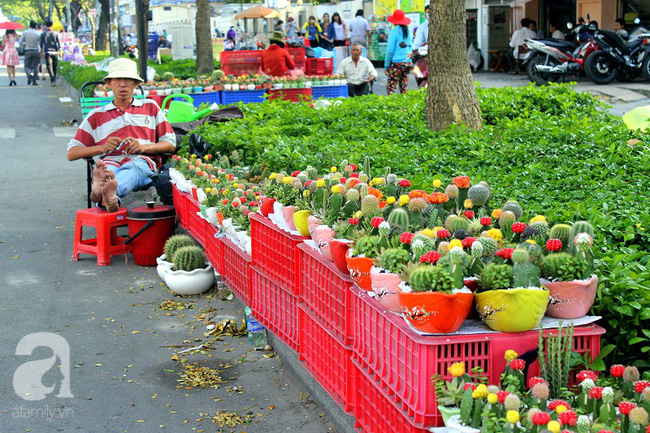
[449,362,466,377]
[464,199,473,209]
[420,228,434,238]
[386,196,396,205]
[432,362,473,409]
[529,215,547,224]
[449,239,463,249]
[269,172,278,180]
[492,208,503,219]
[433,179,442,188]
[506,410,519,424]
[504,350,518,362]
[398,195,410,206]
[486,228,503,243]
[316,179,326,188]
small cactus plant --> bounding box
[408,265,455,293]
[361,195,380,217]
[378,248,410,274]
[163,235,195,261]
[353,236,379,257]
[502,200,523,220]
[542,252,586,282]
[212,69,225,81]
[388,207,410,230]
[450,216,470,233]
[512,249,541,288]
[172,246,207,271]
[162,71,175,82]
[480,263,514,290]
[467,184,490,206]
[568,221,595,253]
[549,224,572,247]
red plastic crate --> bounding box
[305,58,333,75]
[251,267,299,351]
[267,88,312,102]
[288,48,306,70]
[250,213,307,295]
[171,185,188,229]
[351,286,605,428]
[221,236,253,307]
[352,360,429,433]
[298,304,355,414]
[220,50,262,76]
[299,244,355,345]
[186,197,206,247]
[204,225,222,275]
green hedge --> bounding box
[189,84,650,367]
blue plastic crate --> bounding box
[311,85,349,99]
[221,90,267,105]
[187,91,221,107]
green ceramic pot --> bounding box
[438,405,461,426]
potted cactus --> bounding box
[433,362,474,426]
[398,247,474,334]
[162,245,214,296]
[371,247,410,313]
[346,235,380,290]
[212,70,225,91]
[157,234,196,280]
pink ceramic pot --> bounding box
[308,216,322,233]
[371,270,403,313]
[282,206,297,230]
[311,225,335,261]
[543,275,598,319]
[330,240,353,274]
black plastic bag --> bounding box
[188,133,212,158]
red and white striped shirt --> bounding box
[68,98,176,170]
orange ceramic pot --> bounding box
[345,250,374,290]
[543,275,598,319]
[330,239,353,274]
[371,270,403,313]
[398,290,474,333]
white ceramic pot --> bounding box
[446,415,481,433]
[224,83,232,91]
[244,238,252,255]
[236,231,249,247]
[246,84,255,91]
[165,88,172,95]
[156,255,173,281]
[163,263,215,295]
[272,201,285,221]
[304,81,312,88]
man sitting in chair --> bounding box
[67,58,176,212]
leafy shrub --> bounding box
[59,61,107,96]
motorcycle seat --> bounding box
[533,38,579,51]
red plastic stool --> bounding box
[72,207,131,266]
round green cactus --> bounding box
[502,200,523,220]
[445,184,459,200]
[408,197,427,213]
[354,236,379,257]
[212,69,225,80]
[477,237,498,257]
[162,71,175,82]
[450,216,470,233]
[478,181,492,201]
[530,221,550,238]
[569,221,595,253]
[388,207,410,229]
[379,248,410,274]
[386,173,397,184]
[468,184,490,206]
[549,224,572,246]
[480,263,514,290]
[361,195,380,216]
[498,210,517,228]
[346,189,360,202]
[511,249,530,264]
[305,166,318,179]
[543,253,586,282]
[409,265,455,293]
[163,235,195,261]
[172,246,207,272]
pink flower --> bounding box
[528,377,546,389]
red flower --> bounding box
[463,382,477,391]
[436,229,451,239]
[420,251,441,264]
[463,278,479,291]
[511,222,527,234]
[222,199,229,205]
[529,377,546,388]
[480,217,492,226]
[339,177,347,184]
[576,370,598,383]
[619,401,636,416]
[549,400,571,411]
[350,163,358,171]
[532,412,551,426]
[452,176,471,189]
[461,237,477,249]
[634,380,650,394]
[546,238,563,252]
[509,359,525,371]
[348,218,360,226]
[350,173,359,178]
[243,210,251,216]
[240,197,247,204]
[204,154,212,160]
[646,425,650,433]
[292,170,300,177]
[496,248,514,260]
[249,201,259,207]
[558,410,578,426]
[400,232,415,244]
[371,217,385,228]
[589,387,604,399]
[497,391,509,404]
[398,179,412,188]
[610,364,625,378]
[464,211,475,219]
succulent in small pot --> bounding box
[163,246,214,296]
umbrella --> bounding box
[235,6,280,19]
[0,21,25,30]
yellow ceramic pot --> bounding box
[474,288,549,333]
[293,210,311,237]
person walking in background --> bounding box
[336,43,377,96]
[20,21,42,86]
[329,13,348,47]
[550,23,564,39]
[320,13,332,50]
[40,21,61,86]
[1,29,20,86]
[302,16,323,48]
[530,20,544,38]
[384,10,412,95]
[349,10,371,48]
[412,4,430,50]
[274,20,284,32]
[285,17,297,39]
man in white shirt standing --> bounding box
[336,43,377,96]
[349,10,371,48]
[507,18,535,74]
[412,4,430,50]
[550,23,564,39]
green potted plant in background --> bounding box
[432,362,475,426]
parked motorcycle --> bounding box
[523,22,596,86]
[412,45,428,88]
[585,26,650,84]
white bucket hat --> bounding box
[104,58,143,82]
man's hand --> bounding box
[102,137,122,154]
[123,138,147,155]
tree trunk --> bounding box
[426,0,482,131]
[96,0,110,51]
[195,0,214,75]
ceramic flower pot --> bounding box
[446,415,480,433]
[163,263,215,296]
[311,225,336,261]
[204,86,214,92]
[399,289,473,333]
[330,239,353,274]
[224,84,233,91]
[543,275,598,319]
[282,206,297,230]
[171,88,182,94]
[293,210,311,237]
[474,288,549,333]
[345,250,374,290]
[371,268,403,313]
[183,87,193,94]
[259,197,276,217]
[307,216,321,233]
[272,201,285,223]
[156,254,173,281]
[438,406,462,427]
[193,86,203,93]
[196,188,207,204]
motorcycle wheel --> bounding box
[526,55,562,86]
[643,55,650,81]
[585,51,618,85]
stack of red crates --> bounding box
[185,194,206,247]
[171,185,188,229]
[220,50,263,76]
[305,58,333,75]
[220,236,253,307]
[204,222,222,275]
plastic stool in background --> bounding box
[72,208,131,266]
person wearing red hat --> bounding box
[384,9,413,95]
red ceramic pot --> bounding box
[345,250,374,290]
[330,240,353,274]
[371,270,403,313]
[191,187,198,201]
[259,197,276,217]
[398,290,474,333]
[543,275,598,319]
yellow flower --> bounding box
[506,410,519,424]
[331,185,341,194]
[205,187,211,193]
[504,350,518,362]
[486,228,503,243]
[464,199,473,209]
[448,362,465,377]
[372,177,385,186]
[487,394,498,405]
[210,188,218,196]
[556,405,568,414]
[222,189,229,195]
[433,179,442,188]
[399,195,410,206]
[421,228,434,238]
[316,179,326,188]
[354,210,364,219]
[190,154,197,159]
[233,183,239,188]
[547,420,561,433]
[282,176,293,185]
[269,172,278,180]
[331,166,337,173]
[473,384,488,399]
[492,208,503,219]
[449,239,463,249]
[369,179,377,187]
[303,190,310,198]
[210,178,218,184]
[525,239,537,244]
[386,196,396,205]
[529,215,547,224]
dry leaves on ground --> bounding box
[177,363,224,389]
